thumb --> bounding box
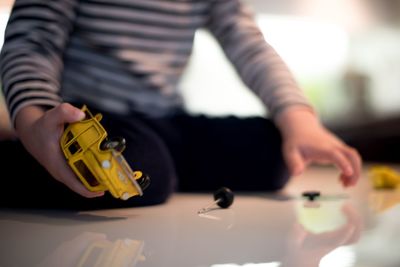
[48,103,85,125]
[283,144,305,176]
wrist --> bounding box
[15,105,46,134]
[274,105,320,137]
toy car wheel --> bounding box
[101,137,126,152]
[133,171,151,191]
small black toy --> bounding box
[198,187,234,214]
[302,191,321,201]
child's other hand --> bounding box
[275,106,362,187]
[15,103,104,198]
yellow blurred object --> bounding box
[60,105,150,200]
[368,165,400,189]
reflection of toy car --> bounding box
[60,105,150,200]
[77,238,145,267]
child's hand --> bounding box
[15,103,104,198]
[275,106,362,187]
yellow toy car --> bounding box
[60,105,150,200]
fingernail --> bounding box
[76,110,85,120]
[346,167,353,176]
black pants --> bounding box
[0,109,289,210]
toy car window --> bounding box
[74,160,100,187]
[65,131,74,144]
[68,141,82,155]
[84,110,92,120]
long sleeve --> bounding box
[0,0,79,125]
[206,0,312,118]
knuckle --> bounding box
[58,103,72,115]
[348,147,362,160]
[332,148,343,157]
[347,147,358,155]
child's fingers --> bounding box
[283,144,305,176]
[340,147,362,186]
[330,149,354,177]
[46,103,85,125]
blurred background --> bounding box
[1,0,400,162]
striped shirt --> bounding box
[1,0,311,124]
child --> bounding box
[0,0,361,209]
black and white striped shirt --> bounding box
[1,0,311,124]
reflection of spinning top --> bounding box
[198,187,234,214]
[77,238,145,267]
[369,165,400,189]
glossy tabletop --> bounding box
[1,164,400,267]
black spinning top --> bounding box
[198,187,235,214]
[302,191,321,201]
